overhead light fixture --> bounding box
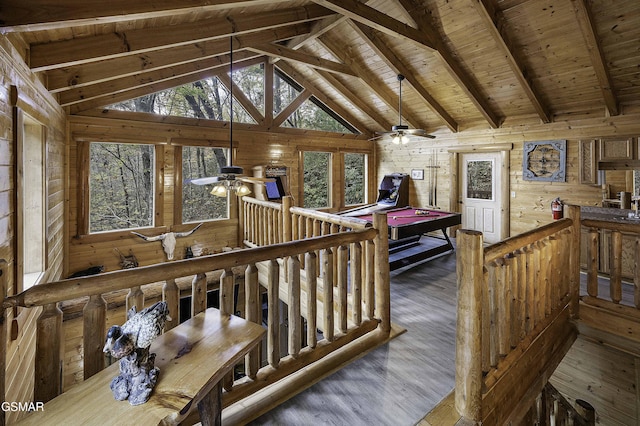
[392,134,409,145]
[210,35,252,198]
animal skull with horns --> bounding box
[131,223,202,260]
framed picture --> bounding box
[522,140,567,182]
[411,169,424,180]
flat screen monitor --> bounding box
[264,176,286,200]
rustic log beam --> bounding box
[287,256,302,357]
[244,263,261,379]
[248,43,356,76]
[305,252,318,349]
[337,244,348,334]
[163,278,180,331]
[29,4,335,71]
[266,260,280,368]
[322,247,335,342]
[0,0,293,32]
[373,212,390,333]
[83,294,107,379]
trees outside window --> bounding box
[344,153,366,206]
[303,151,331,209]
[89,142,155,233]
[182,146,229,222]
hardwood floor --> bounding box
[249,243,459,426]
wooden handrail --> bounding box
[4,229,377,309]
[455,206,580,423]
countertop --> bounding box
[580,206,640,224]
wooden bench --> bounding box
[17,308,265,425]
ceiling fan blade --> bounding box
[189,176,222,185]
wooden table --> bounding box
[18,308,265,425]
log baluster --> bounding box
[220,267,235,392]
[337,244,348,334]
[487,261,498,368]
[587,228,599,297]
[506,252,518,349]
[305,252,318,349]
[126,286,144,313]
[364,239,375,320]
[191,273,207,317]
[567,205,581,317]
[635,237,640,308]
[524,245,535,334]
[350,241,362,326]
[532,241,543,325]
[548,235,560,310]
[495,257,509,357]
[267,260,280,368]
[482,264,492,373]
[35,302,63,403]
[282,196,292,243]
[322,247,334,342]
[515,249,526,341]
[83,294,106,379]
[288,256,301,357]
[163,278,179,331]
[610,230,623,304]
[245,263,261,379]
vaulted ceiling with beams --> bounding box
[2,0,638,138]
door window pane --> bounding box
[467,160,493,200]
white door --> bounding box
[460,152,503,244]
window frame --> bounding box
[76,139,164,238]
[299,146,372,212]
[173,138,239,225]
[15,108,48,291]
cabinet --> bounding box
[599,137,635,161]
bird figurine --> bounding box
[103,301,171,359]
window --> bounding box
[303,151,331,209]
[181,146,229,222]
[466,160,493,200]
[18,113,46,289]
[89,142,155,233]
[344,153,367,206]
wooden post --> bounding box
[373,212,390,333]
[163,278,179,331]
[337,245,348,334]
[635,237,640,308]
[238,196,245,245]
[267,260,280,368]
[305,252,318,349]
[455,229,484,422]
[126,286,144,313]
[587,228,599,297]
[610,230,623,304]
[83,294,107,379]
[287,256,301,357]
[566,204,581,317]
[0,259,7,426]
[191,273,207,317]
[350,241,362,326]
[220,268,234,316]
[322,248,334,342]
[245,263,260,379]
[35,302,63,402]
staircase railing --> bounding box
[0,199,391,425]
[455,205,581,424]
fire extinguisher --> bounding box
[551,197,563,220]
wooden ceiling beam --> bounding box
[29,4,334,71]
[285,15,347,51]
[396,0,502,128]
[47,24,311,92]
[569,0,619,116]
[247,43,356,76]
[314,70,393,132]
[0,0,292,32]
[275,61,370,134]
[67,56,265,114]
[318,34,421,130]
[472,0,552,123]
[309,0,435,51]
[351,21,458,132]
[58,51,261,106]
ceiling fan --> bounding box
[369,74,435,144]
[189,36,272,197]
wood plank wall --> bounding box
[376,111,640,237]
[0,36,67,423]
[67,113,374,275]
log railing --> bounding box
[455,205,581,424]
[0,203,391,425]
[581,218,640,307]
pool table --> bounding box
[352,207,462,270]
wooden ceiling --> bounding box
[2,0,638,137]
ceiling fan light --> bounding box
[236,184,251,196]
[210,184,228,197]
[401,135,409,144]
[392,135,401,145]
